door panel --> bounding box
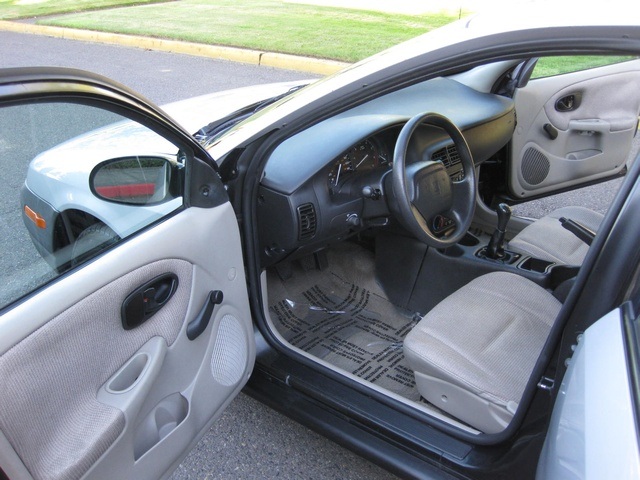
[510,59,640,199]
[0,206,254,480]
[0,73,254,480]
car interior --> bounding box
[3,48,640,480]
[3,47,640,480]
[253,55,640,434]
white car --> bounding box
[2,5,640,480]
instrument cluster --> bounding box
[327,137,391,194]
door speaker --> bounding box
[210,314,247,386]
[521,147,550,185]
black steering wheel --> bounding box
[391,112,476,248]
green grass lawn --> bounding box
[2,1,633,70]
[532,55,638,78]
[35,0,462,62]
[0,0,167,20]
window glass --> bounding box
[0,102,183,308]
[531,55,638,79]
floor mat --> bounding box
[268,245,422,401]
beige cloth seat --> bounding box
[508,206,603,265]
[403,271,561,433]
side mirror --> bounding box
[90,155,178,205]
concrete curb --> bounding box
[0,20,349,76]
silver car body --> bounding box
[23,81,306,239]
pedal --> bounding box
[314,250,328,270]
[275,262,293,281]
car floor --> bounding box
[266,241,423,402]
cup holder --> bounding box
[458,233,480,247]
[519,257,555,273]
[441,244,464,257]
[440,233,481,257]
[134,392,189,460]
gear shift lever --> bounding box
[486,203,511,259]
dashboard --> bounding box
[257,77,516,267]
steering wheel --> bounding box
[391,112,476,248]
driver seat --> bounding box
[403,271,561,433]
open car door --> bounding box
[508,57,640,200]
[536,305,640,479]
[0,69,254,480]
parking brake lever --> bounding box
[559,217,595,246]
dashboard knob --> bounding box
[362,186,380,200]
[346,213,361,226]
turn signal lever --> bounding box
[486,203,511,259]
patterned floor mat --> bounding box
[269,267,421,401]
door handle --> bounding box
[122,273,179,330]
[555,93,582,112]
[187,290,224,340]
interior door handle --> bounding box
[555,93,582,112]
[187,290,224,340]
[122,273,179,330]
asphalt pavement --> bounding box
[0,31,316,105]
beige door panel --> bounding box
[510,60,640,198]
[0,204,254,480]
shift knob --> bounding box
[486,203,511,259]
[496,203,512,232]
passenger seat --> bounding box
[508,206,603,265]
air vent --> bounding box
[297,203,317,241]
[432,144,464,180]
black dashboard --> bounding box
[257,77,516,267]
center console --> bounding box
[375,226,579,315]
[444,230,579,283]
